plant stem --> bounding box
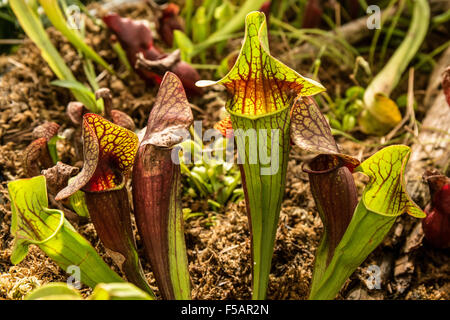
[231,109,291,300]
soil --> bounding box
[0,1,449,300]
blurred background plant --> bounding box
[178,132,244,213]
[0,0,22,54]
[3,0,449,137]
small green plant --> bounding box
[178,136,244,210]
[324,86,364,133]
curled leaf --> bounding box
[103,13,201,95]
[55,113,152,294]
[110,110,136,131]
[55,114,138,200]
[95,88,113,118]
[67,101,86,125]
[356,144,425,218]
[103,13,157,60]
[23,138,53,177]
[196,11,325,117]
[135,50,180,73]
[24,122,61,177]
[42,161,79,195]
[95,88,136,131]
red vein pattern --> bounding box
[55,114,138,200]
[196,12,325,117]
[358,145,425,218]
[214,115,234,138]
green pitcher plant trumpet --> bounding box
[197,11,329,300]
[308,145,425,299]
[55,113,155,298]
[7,175,125,289]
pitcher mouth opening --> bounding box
[302,154,344,175]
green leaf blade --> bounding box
[9,0,99,111]
[7,175,125,289]
[38,0,114,74]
